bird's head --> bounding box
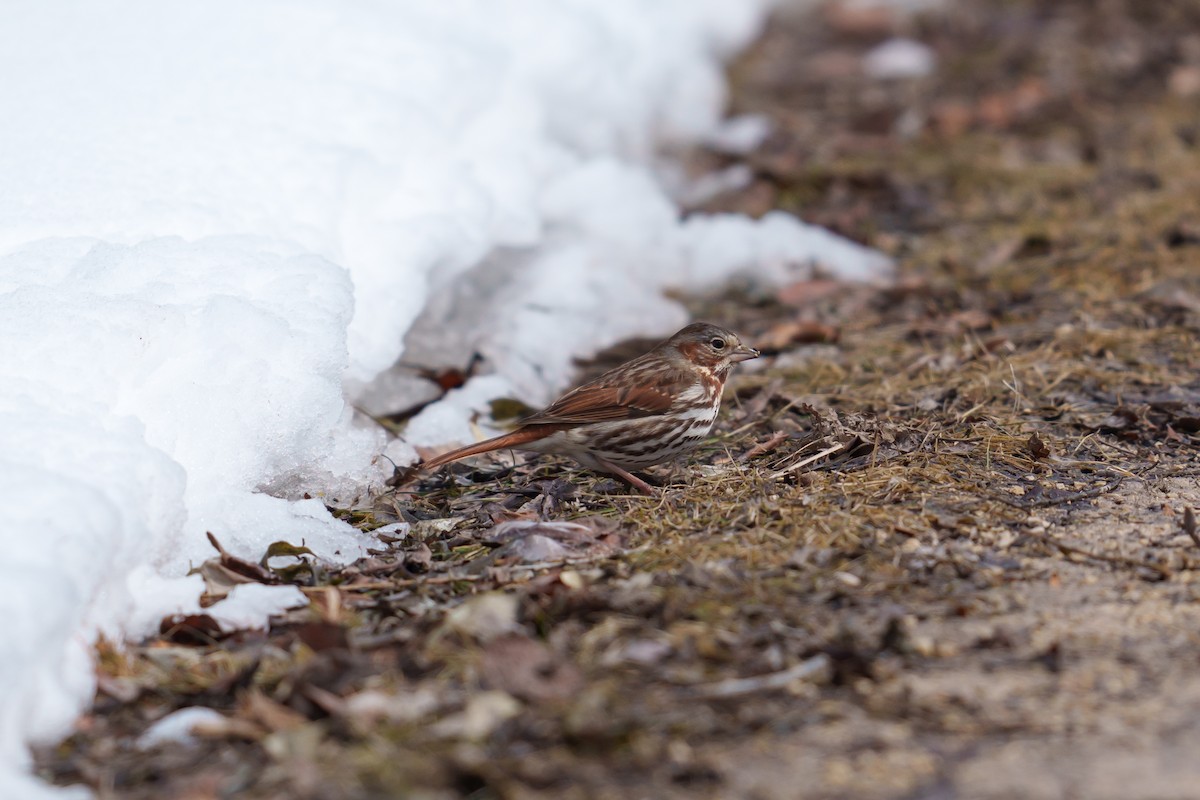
[666,322,759,373]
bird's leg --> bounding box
[631,470,663,488]
[593,456,656,495]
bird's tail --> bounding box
[420,426,554,471]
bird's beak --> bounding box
[730,343,760,362]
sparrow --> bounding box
[420,323,759,493]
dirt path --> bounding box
[711,477,1200,800]
[694,3,1200,796]
[36,2,1200,798]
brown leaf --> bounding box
[1099,405,1144,433]
[1170,65,1200,97]
[976,78,1049,129]
[239,690,308,733]
[522,570,590,602]
[906,309,995,339]
[379,354,484,427]
[196,562,261,601]
[426,366,472,392]
[931,99,974,138]
[1026,433,1051,460]
[755,321,840,352]
[477,518,622,568]
[202,657,263,698]
[304,586,343,624]
[404,542,433,573]
[195,532,278,600]
[740,431,790,461]
[159,614,224,645]
[186,715,263,743]
[822,1,896,37]
[96,674,141,703]
[429,691,520,741]
[947,309,994,332]
[1138,278,1200,312]
[294,621,350,653]
[776,279,845,307]
[384,462,422,488]
[480,633,583,704]
[441,593,519,642]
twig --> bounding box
[771,442,847,479]
[1184,507,1199,549]
[1021,530,1172,580]
[739,431,789,462]
[689,654,831,698]
[1047,458,1139,479]
[335,574,490,592]
[990,476,1125,509]
[332,546,649,593]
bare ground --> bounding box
[35,1,1200,798]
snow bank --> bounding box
[0,1,890,795]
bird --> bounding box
[419,322,759,493]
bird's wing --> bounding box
[521,366,690,425]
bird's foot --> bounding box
[594,457,657,495]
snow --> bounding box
[136,708,226,750]
[864,37,937,80]
[703,114,776,155]
[0,1,892,796]
[204,585,310,633]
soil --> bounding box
[34,1,1200,798]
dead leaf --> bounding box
[475,519,622,568]
[379,354,484,427]
[931,99,974,138]
[740,431,789,461]
[1026,433,1051,460]
[259,541,315,568]
[430,691,521,740]
[776,279,845,307]
[159,614,224,645]
[303,586,343,624]
[186,714,262,742]
[1138,278,1200,312]
[480,633,584,704]
[755,321,840,352]
[823,1,896,37]
[977,78,1049,129]
[404,541,433,573]
[489,397,538,421]
[293,621,350,652]
[240,690,308,733]
[96,674,140,703]
[385,462,422,488]
[1170,65,1200,97]
[440,593,519,642]
[194,532,279,600]
[341,688,440,728]
[605,638,673,667]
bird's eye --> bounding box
[710,338,726,350]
